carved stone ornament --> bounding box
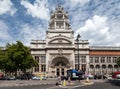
[58,48,63,55]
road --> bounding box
[74,82,120,89]
[0,80,119,89]
[0,85,54,89]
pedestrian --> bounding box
[58,76,61,84]
[56,76,61,86]
[68,76,71,84]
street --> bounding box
[0,79,119,89]
[74,82,120,89]
[0,85,54,89]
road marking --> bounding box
[47,86,60,89]
[48,84,88,89]
[59,84,86,88]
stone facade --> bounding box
[30,6,120,77]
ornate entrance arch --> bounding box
[51,57,70,67]
[50,56,70,76]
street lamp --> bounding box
[76,34,81,70]
[86,57,90,82]
[86,59,90,74]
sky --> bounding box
[0,0,120,46]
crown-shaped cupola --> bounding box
[49,5,71,30]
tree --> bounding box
[0,41,38,77]
[0,47,15,75]
[117,57,120,67]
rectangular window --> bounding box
[35,66,39,72]
[75,64,79,70]
[101,57,105,63]
[113,57,117,63]
[35,56,39,63]
[95,57,99,63]
[81,56,86,63]
[90,57,93,63]
[41,56,46,63]
[75,56,78,63]
[57,14,63,19]
[56,22,63,28]
[107,57,111,63]
[41,65,46,72]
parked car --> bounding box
[84,74,94,79]
[42,76,47,80]
[116,74,120,79]
[16,75,31,80]
[0,73,4,80]
[6,76,16,80]
[94,74,102,79]
[32,76,47,80]
[112,71,120,79]
[94,74,108,79]
[32,76,40,80]
[102,75,108,79]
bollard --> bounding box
[86,76,89,82]
[63,79,67,86]
[40,76,42,80]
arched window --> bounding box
[114,65,118,69]
[108,65,113,69]
[102,65,106,69]
[90,65,94,69]
[96,65,100,69]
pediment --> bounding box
[49,38,71,44]
[48,34,72,44]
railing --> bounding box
[90,46,120,50]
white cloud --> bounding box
[21,0,50,20]
[0,0,17,15]
[65,0,90,7]
[0,20,13,46]
[70,0,90,6]
[18,24,46,46]
[75,15,118,46]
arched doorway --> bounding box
[51,56,70,76]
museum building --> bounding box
[30,6,120,77]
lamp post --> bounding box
[86,58,90,82]
[86,59,90,74]
[76,34,81,70]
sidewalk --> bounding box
[0,79,57,87]
[59,80,94,88]
[108,79,120,86]
[59,79,109,88]
[0,79,107,87]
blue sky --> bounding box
[0,0,120,46]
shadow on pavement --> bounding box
[108,79,120,87]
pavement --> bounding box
[108,79,120,86]
[0,79,109,88]
[0,78,57,87]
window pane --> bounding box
[41,65,46,72]
[41,56,46,63]
[35,66,39,72]
[35,56,39,63]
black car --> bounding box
[94,74,107,79]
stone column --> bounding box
[55,22,56,29]
[46,50,49,74]
[86,56,90,74]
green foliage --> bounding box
[117,57,120,67]
[0,41,38,75]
